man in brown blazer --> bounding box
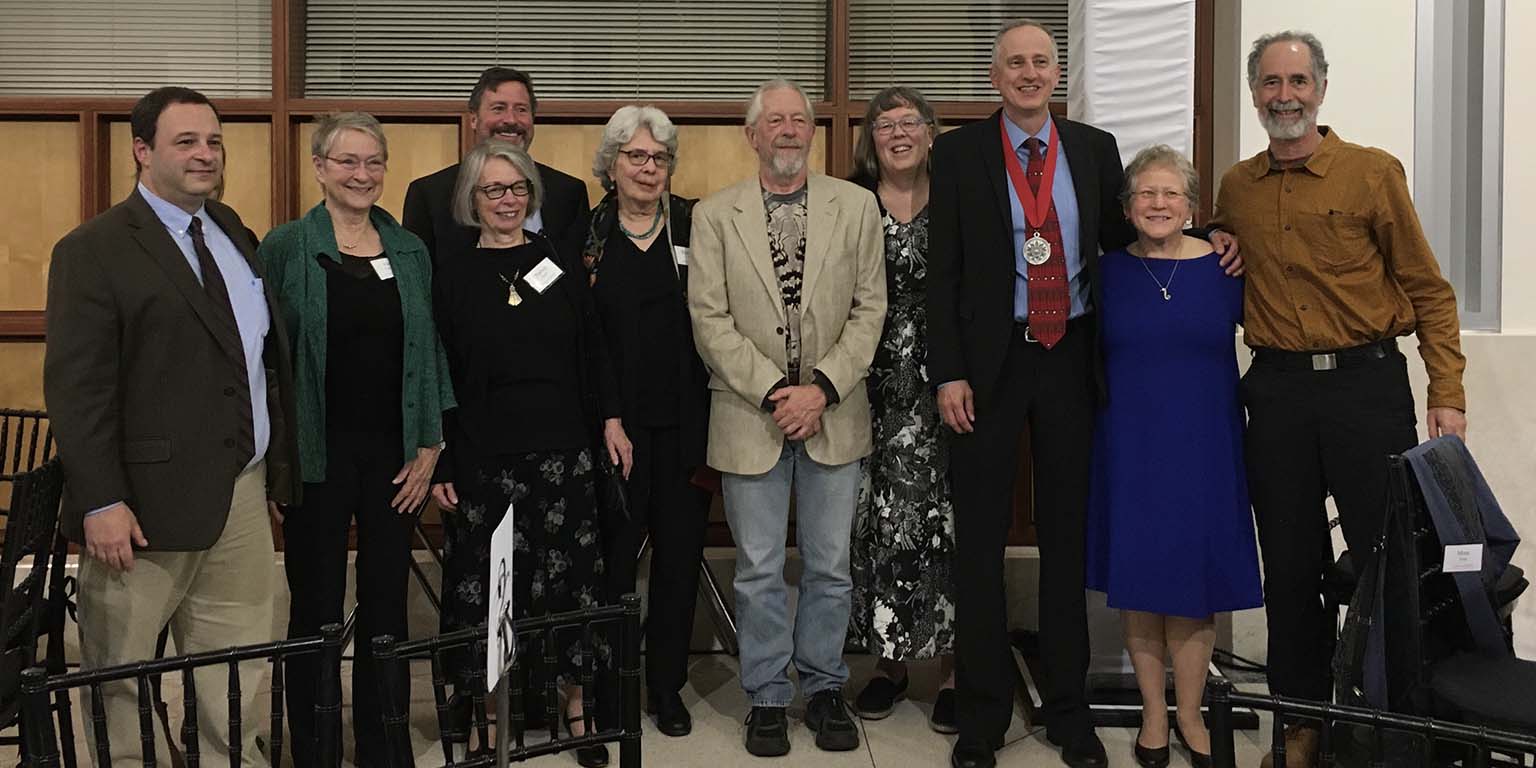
[44,86,298,767]
[688,79,886,759]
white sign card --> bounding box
[487,501,517,690]
[1444,543,1484,574]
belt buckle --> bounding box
[1022,326,1038,343]
[1311,353,1338,371]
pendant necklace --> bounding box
[497,270,524,306]
[1138,255,1180,301]
[619,207,664,240]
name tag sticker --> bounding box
[524,257,563,294]
[673,246,690,265]
[370,258,395,280]
[1444,543,1483,573]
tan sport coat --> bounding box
[687,173,887,475]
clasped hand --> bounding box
[770,384,826,441]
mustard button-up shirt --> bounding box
[1214,127,1466,410]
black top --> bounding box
[592,228,684,426]
[319,253,404,437]
[434,232,620,482]
[401,161,592,269]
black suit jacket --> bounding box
[927,110,1136,409]
[401,160,592,267]
[44,189,300,550]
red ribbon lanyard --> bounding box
[999,114,1059,231]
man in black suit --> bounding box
[403,66,591,264]
[928,19,1236,768]
[44,86,299,767]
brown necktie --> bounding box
[188,215,256,468]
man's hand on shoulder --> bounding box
[1427,407,1468,441]
[83,502,149,573]
[1211,230,1244,276]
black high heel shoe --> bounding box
[1134,728,1170,768]
[1174,722,1212,768]
[565,714,610,768]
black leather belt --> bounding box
[1013,315,1092,343]
[1252,339,1397,371]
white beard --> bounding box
[1260,100,1316,141]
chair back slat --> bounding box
[0,409,54,480]
[181,666,200,768]
[135,675,156,767]
[268,651,286,766]
[226,661,241,767]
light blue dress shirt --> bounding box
[1002,115,1089,321]
[138,183,271,471]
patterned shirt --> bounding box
[764,185,808,383]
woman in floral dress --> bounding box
[846,86,958,733]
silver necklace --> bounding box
[1137,255,1180,301]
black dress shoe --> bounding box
[929,688,959,734]
[648,692,692,737]
[805,689,860,751]
[1134,728,1170,768]
[744,706,790,757]
[1059,730,1109,768]
[1175,723,1212,768]
[853,675,908,720]
[951,741,997,768]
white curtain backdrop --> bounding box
[1067,0,1197,167]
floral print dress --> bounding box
[848,207,957,661]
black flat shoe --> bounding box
[744,706,790,757]
[951,741,997,768]
[853,674,908,720]
[929,688,959,734]
[1060,729,1109,768]
[648,691,692,737]
[565,715,610,768]
[1175,723,1212,768]
[1134,728,1170,768]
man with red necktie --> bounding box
[927,18,1240,768]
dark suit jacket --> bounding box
[927,110,1136,409]
[401,160,592,267]
[44,189,300,551]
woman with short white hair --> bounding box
[583,105,712,738]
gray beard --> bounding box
[1260,106,1314,141]
[769,151,807,179]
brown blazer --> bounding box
[687,173,887,475]
[44,188,299,551]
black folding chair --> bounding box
[18,623,346,768]
[372,594,644,767]
[0,458,64,763]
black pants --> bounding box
[283,430,413,768]
[601,425,712,697]
[951,321,1096,749]
[1243,346,1419,703]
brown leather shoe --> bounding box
[1258,724,1320,768]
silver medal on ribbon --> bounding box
[1023,233,1052,266]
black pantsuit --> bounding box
[1243,345,1419,702]
[949,321,1097,746]
[283,429,413,768]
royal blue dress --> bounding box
[1085,248,1263,618]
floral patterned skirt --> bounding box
[441,447,611,683]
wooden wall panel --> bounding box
[295,121,459,223]
[109,121,275,237]
[0,122,81,311]
[0,342,45,410]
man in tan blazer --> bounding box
[688,78,886,758]
[44,87,298,767]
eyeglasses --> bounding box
[1132,189,1188,203]
[476,181,532,200]
[620,149,673,168]
[872,116,928,137]
[325,155,387,174]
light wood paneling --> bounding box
[534,123,829,205]
[0,122,80,311]
[0,342,45,410]
[109,121,274,237]
[295,121,459,223]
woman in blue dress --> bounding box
[1085,145,1262,768]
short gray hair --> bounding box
[452,139,543,228]
[1246,30,1329,91]
[993,18,1060,66]
[745,79,815,126]
[592,105,679,191]
[1120,144,1200,209]
[310,111,388,160]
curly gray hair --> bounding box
[592,105,679,191]
[1246,30,1328,91]
[452,140,543,228]
[1119,144,1200,210]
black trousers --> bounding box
[1243,345,1419,703]
[283,430,414,768]
[601,425,713,697]
[951,321,1096,749]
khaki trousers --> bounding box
[79,461,275,767]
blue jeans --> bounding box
[722,441,861,706]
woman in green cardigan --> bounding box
[258,111,454,768]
